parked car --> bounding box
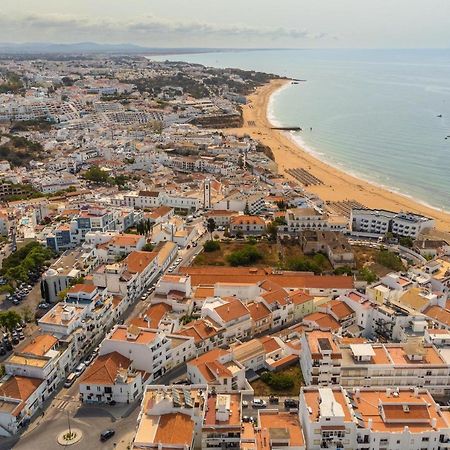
[284,398,299,409]
[11,336,19,345]
[64,373,77,388]
[269,395,279,404]
[3,340,12,351]
[242,416,251,423]
[74,363,86,377]
[100,430,115,442]
[38,303,50,309]
[242,400,249,408]
[251,398,267,408]
[18,332,25,340]
[84,354,96,366]
[0,346,6,356]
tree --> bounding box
[267,222,279,241]
[0,311,22,332]
[206,218,216,239]
[244,202,251,215]
[83,165,110,184]
[260,372,294,391]
[276,200,287,211]
[227,245,263,266]
[20,306,34,323]
[376,249,404,271]
[142,243,154,252]
[359,267,377,283]
[204,240,220,252]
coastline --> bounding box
[227,79,450,234]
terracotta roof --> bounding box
[230,215,265,226]
[0,376,43,402]
[261,289,289,306]
[67,283,96,294]
[180,267,354,290]
[21,334,57,356]
[424,305,450,327]
[124,251,158,273]
[178,319,222,343]
[152,413,195,446]
[110,234,144,247]
[214,299,249,323]
[247,302,271,321]
[289,289,314,305]
[260,336,281,353]
[258,411,304,447]
[109,326,157,344]
[130,303,172,329]
[303,312,341,331]
[323,299,354,319]
[80,352,131,385]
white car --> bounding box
[74,363,86,377]
[251,398,267,408]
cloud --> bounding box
[0,12,336,44]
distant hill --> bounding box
[0,42,232,55]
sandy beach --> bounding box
[227,79,450,234]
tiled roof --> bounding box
[80,351,131,385]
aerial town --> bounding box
[0,54,450,450]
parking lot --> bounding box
[241,395,300,422]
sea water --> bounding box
[152,49,450,212]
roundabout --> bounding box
[56,428,83,446]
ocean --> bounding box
[151,49,450,212]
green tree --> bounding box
[260,372,294,391]
[376,249,404,271]
[83,165,110,184]
[267,222,278,241]
[227,245,263,266]
[244,202,251,215]
[276,200,287,211]
[206,218,216,240]
[142,243,154,252]
[204,240,220,252]
[359,267,377,283]
[0,311,22,332]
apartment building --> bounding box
[201,392,242,450]
[99,325,196,382]
[187,348,248,392]
[4,334,73,391]
[351,208,435,238]
[79,352,148,404]
[300,330,342,386]
[301,331,450,395]
[93,250,159,300]
[257,410,306,450]
[300,386,450,450]
[94,233,145,262]
[201,297,252,344]
[229,215,266,236]
[0,376,47,437]
[121,190,202,212]
[133,385,207,450]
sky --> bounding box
[1,0,450,48]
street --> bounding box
[0,227,209,449]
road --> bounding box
[2,225,209,448]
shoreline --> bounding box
[227,79,450,234]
